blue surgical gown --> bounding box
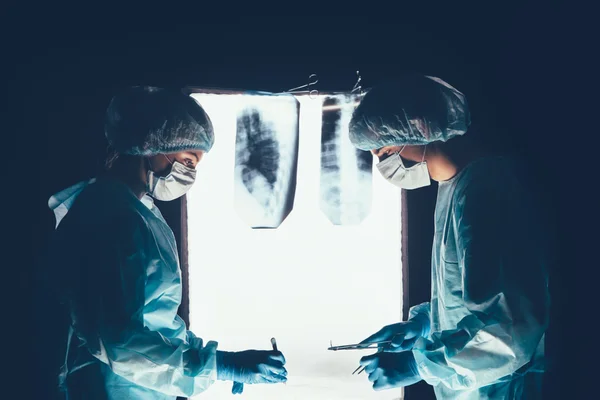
[47,177,218,399]
[410,157,550,399]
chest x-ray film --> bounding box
[188,92,403,399]
[234,94,300,228]
[320,95,373,225]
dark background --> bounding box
[6,4,593,399]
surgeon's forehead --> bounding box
[168,150,204,160]
[377,145,403,152]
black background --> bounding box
[6,3,594,399]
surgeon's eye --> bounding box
[185,159,195,168]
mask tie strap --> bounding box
[145,158,155,195]
[421,145,427,163]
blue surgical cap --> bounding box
[105,86,215,156]
[349,75,470,150]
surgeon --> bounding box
[46,86,287,399]
[348,75,550,399]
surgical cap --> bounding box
[349,75,470,150]
[105,86,215,155]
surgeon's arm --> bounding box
[92,324,218,397]
[408,302,431,330]
[79,213,218,397]
[412,174,549,391]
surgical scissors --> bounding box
[328,340,394,351]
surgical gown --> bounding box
[410,156,550,399]
[47,177,218,400]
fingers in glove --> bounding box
[359,328,389,345]
[368,368,382,383]
[360,354,380,374]
[373,376,390,391]
[264,364,287,377]
[268,351,286,364]
[269,373,288,383]
[390,334,407,348]
[259,373,287,384]
[232,382,244,394]
[398,336,419,351]
[360,353,380,366]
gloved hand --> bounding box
[217,350,287,385]
[231,381,244,395]
[360,314,430,352]
[360,351,422,391]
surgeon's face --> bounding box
[371,145,426,167]
[148,150,204,176]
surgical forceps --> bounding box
[328,338,397,375]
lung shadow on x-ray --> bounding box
[235,103,299,228]
[236,110,281,202]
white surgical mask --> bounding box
[376,146,431,190]
[147,155,196,201]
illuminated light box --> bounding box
[187,92,403,399]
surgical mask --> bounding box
[376,146,431,190]
[147,155,196,201]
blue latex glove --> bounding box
[360,314,430,352]
[231,381,244,395]
[217,350,288,385]
[360,351,422,391]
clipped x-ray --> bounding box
[234,94,300,229]
[320,95,373,225]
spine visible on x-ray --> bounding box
[320,95,373,225]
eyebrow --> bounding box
[190,153,200,162]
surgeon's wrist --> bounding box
[216,351,237,381]
[407,352,422,380]
[409,314,430,337]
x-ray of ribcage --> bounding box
[320,95,373,225]
[234,94,300,229]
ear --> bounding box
[426,142,442,157]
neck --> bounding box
[426,136,483,182]
[104,156,147,199]
[426,151,459,182]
